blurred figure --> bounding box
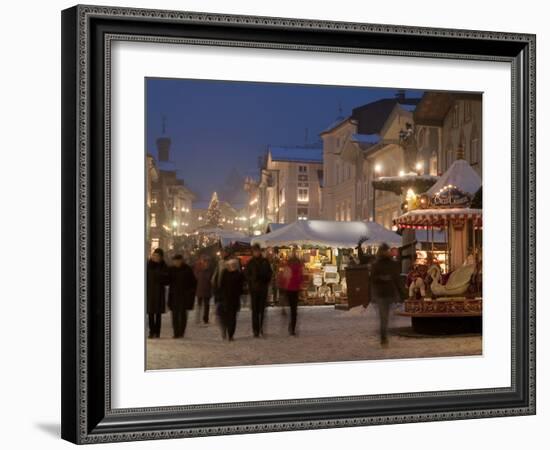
[147,248,169,338]
[245,244,273,337]
[220,258,244,341]
[211,248,231,337]
[194,253,214,325]
[370,243,402,347]
[168,254,197,338]
[284,250,304,336]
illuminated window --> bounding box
[150,213,157,227]
[297,207,308,221]
[151,238,159,252]
[297,187,309,203]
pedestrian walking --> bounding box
[194,254,214,325]
[146,248,169,338]
[219,258,244,341]
[211,248,231,336]
[167,254,197,338]
[284,250,304,336]
[370,243,403,347]
[245,244,273,337]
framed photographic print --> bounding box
[61,4,536,444]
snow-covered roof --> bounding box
[376,173,438,182]
[399,104,416,113]
[351,133,380,145]
[427,159,481,197]
[269,146,323,164]
[321,116,350,134]
[251,220,401,249]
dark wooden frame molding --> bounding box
[61,4,536,444]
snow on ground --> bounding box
[146,305,481,370]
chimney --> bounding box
[395,89,406,102]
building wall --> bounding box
[321,120,359,221]
[441,98,482,175]
[265,154,322,224]
[367,143,405,229]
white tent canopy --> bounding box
[427,159,481,197]
[251,220,402,249]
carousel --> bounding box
[393,158,483,334]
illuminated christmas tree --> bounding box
[206,191,222,227]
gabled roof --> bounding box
[269,146,323,164]
[352,98,419,135]
[320,116,354,135]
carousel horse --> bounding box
[427,264,476,297]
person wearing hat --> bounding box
[244,243,272,337]
[147,248,169,338]
[168,254,197,338]
[370,243,403,347]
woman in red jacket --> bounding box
[284,250,304,336]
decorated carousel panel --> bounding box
[393,159,482,334]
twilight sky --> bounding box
[146,78,422,205]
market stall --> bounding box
[252,220,401,305]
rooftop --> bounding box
[269,146,323,164]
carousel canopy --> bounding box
[427,159,481,197]
[394,208,482,229]
[251,220,402,249]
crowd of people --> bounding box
[146,244,304,341]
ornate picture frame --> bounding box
[61,4,536,444]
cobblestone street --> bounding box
[147,305,482,370]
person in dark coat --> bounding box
[370,243,403,347]
[193,254,214,325]
[283,251,304,336]
[244,244,273,337]
[147,248,169,338]
[168,254,197,338]
[219,258,244,341]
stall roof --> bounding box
[251,220,401,249]
[394,208,482,229]
[427,159,481,197]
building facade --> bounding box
[148,132,196,254]
[257,146,323,225]
[320,95,418,229]
[413,92,482,177]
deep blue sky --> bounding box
[146,78,422,204]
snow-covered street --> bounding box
[146,305,482,370]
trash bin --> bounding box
[345,265,370,309]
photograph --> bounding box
[144,79,483,370]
